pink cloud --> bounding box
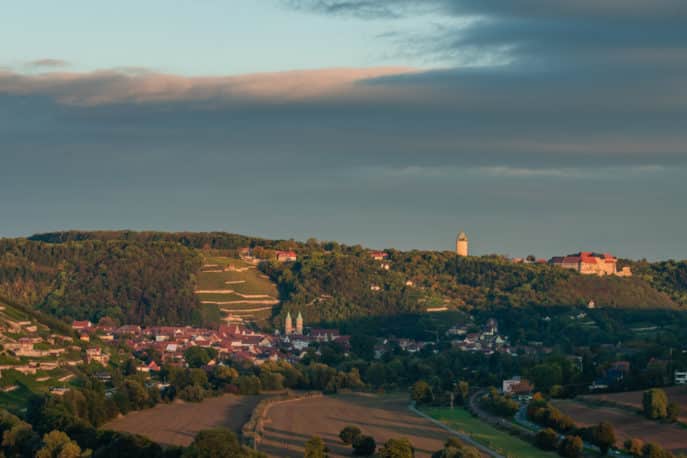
[0,66,417,106]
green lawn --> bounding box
[422,407,556,458]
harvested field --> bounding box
[103,394,263,447]
[552,399,687,453]
[259,393,459,457]
[580,386,687,423]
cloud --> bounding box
[25,58,70,68]
[0,66,415,105]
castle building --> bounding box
[549,252,632,277]
[456,232,469,257]
[296,312,303,335]
[285,312,293,335]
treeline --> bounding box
[0,238,203,325]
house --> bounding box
[85,347,109,365]
[276,251,297,262]
[370,251,389,261]
[502,377,533,395]
[72,320,92,331]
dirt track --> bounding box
[552,399,687,452]
[259,393,451,457]
[103,394,263,447]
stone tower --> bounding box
[285,312,293,335]
[456,231,469,257]
[296,311,303,335]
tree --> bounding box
[183,429,242,458]
[378,438,415,458]
[36,430,83,458]
[529,364,562,394]
[558,435,583,458]
[352,435,376,456]
[350,334,376,360]
[642,389,668,419]
[667,402,680,422]
[455,381,469,406]
[535,428,559,451]
[593,422,616,455]
[411,381,433,404]
[184,347,217,369]
[304,436,328,458]
[641,442,673,458]
[431,438,480,458]
[339,426,361,445]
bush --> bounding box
[352,435,376,456]
[339,426,362,445]
[304,436,328,458]
[536,428,559,451]
[558,435,583,458]
[624,438,645,456]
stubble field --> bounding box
[259,393,453,457]
[103,394,263,447]
[552,399,687,452]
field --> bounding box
[552,399,687,452]
[260,393,472,457]
[103,394,264,447]
[195,255,279,324]
[421,407,556,458]
[580,386,687,423]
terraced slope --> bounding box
[196,255,280,324]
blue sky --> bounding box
[2,0,686,259]
[2,1,441,74]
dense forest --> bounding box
[0,238,202,325]
[1,231,685,328]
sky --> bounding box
[2,0,687,260]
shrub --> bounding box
[558,435,583,458]
[624,438,644,456]
[352,435,376,456]
[304,436,328,458]
[339,426,362,445]
[536,428,559,451]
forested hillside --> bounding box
[1,231,684,328]
[0,238,202,325]
[265,249,680,325]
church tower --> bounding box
[285,312,293,335]
[456,231,469,257]
[296,312,303,335]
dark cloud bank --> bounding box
[1,1,686,259]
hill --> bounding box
[0,230,682,329]
[264,248,679,325]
